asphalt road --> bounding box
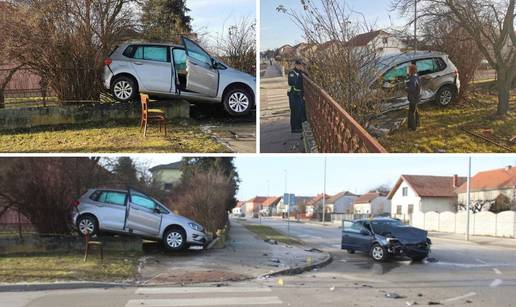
[4,218,516,307]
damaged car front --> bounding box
[370,219,431,262]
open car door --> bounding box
[181,36,219,97]
[125,188,162,236]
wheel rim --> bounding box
[228,92,250,113]
[372,246,384,260]
[439,89,453,105]
[79,219,94,234]
[166,232,183,248]
[114,81,133,100]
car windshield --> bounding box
[370,220,403,235]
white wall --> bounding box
[390,180,421,216]
[333,195,358,214]
[412,210,516,238]
[420,197,457,213]
[354,202,371,214]
[371,196,391,215]
[458,188,515,205]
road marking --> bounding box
[443,292,476,303]
[136,287,272,295]
[475,258,487,264]
[339,259,347,262]
[125,296,283,307]
[490,279,503,288]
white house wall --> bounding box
[458,188,515,204]
[390,180,421,216]
[420,197,457,213]
[333,195,358,214]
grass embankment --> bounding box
[0,122,228,153]
[379,91,516,153]
[243,224,302,245]
[0,251,141,283]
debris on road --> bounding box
[304,248,322,253]
[265,239,278,245]
[277,278,284,286]
[330,286,336,291]
[428,301,442,305]
[385,292,405,299]
[425,257,439,263]
[406,301,418,306]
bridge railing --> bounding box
[303,76,387,153]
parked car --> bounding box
[341,217,431,262]
[72,188,207,251]
[371,51,460,111]
[103,36,256,116]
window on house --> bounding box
[402,187,408,196]
[396,205,402,215]
[408,204,414,215]
[382,37,388,44]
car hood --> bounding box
[224,67,255,81]
[162,213,204,230]
[374,225,428,245]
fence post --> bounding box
[0,88,4,109]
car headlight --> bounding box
[188,223,203,232]
[386,237,398,243]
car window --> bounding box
[173,48,187,72]
[183,39,212,66]
[132,46,169,62]
[97,191,126,206]
[416,58,447,76]
[348,221,364,233]
[131,192,156,210]
[383,62,410,82]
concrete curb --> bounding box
[258,252,333,279]
[0,281,134,293]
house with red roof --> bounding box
[388,174,466,220]
[455,166,516,212]
[353,192,391,215]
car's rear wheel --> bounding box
[112,76,138,102]
[77,215,98,236]
[370,243,388,262]
[223,87,253,116]
[436,85,456,107]
[163,227,187,251]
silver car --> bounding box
[72,188,207,250]
[372,51,460,110]
[103,37,256,116]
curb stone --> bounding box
[258,252,333,279]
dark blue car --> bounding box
[341,218,431,262]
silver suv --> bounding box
[373,51,460,110]
[103,36,256,116]
[72,188,206,250]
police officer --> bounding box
[287,59,307,133]
[406,63,421,131]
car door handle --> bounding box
[133,62,143,65]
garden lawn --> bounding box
[243,224,303,245]
[0,251,141,283]
[0,122,229,153]
[378,92,516,153]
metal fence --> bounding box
[0,207,34,237]
[0,67,55,108]
[303,76,387,153]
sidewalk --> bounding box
[137,221,329,286]
[429,231,516,249]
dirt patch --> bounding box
[147,270,251,285]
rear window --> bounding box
[92,190,127,207]
[125,45,170,63]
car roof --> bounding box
[119,41,183,48]
[355,217,400,223]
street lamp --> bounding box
[284,169,290,235]
[414,0,418,53]
[322,157,327,225]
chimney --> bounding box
[506,165,513,171]
[452,174,459,188]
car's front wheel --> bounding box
[223,87,253,116]
[435,85,456,107]
[370,243,388,262]
[163,227,187,251]
[77,215,98,236]
[111,76,138,102]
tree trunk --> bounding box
[0,88,4,109]
[496,73,511,116]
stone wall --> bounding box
[0,100,190,131]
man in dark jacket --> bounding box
[287,59,307,133]
[406,63,421,131]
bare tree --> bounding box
[392,0,515,115]
[213,18,256,75]
[277,0,385,125]
[2,0,139,103]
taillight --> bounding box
[104,58,112,66]
[71,200,80,207]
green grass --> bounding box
[0,122,228,153]
[378,92,516,153]
[0,251,141,283]
[243,224,303,245]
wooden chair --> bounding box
[140,93,167,137]
[83,234,104,262]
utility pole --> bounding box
[322,157,327,225]
[466,157,471,241]
[414,0,417,53]
[284,169,289,235]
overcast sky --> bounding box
[138,155,516,201]
[260,0,410,51]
